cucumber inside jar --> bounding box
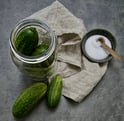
[14,26,55,79]
[15,27,39,56]
[32,43,55,67]
[23,66,55,79]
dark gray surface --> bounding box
[0,0,124,121]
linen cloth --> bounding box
[28,1,107,102]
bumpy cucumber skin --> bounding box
[12,83,47,118]
[47,74,63,108]
[15,27,38,56]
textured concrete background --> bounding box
[0,0,124,121]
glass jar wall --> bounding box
[10,19,57,80]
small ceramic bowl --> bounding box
[81,29,116,63]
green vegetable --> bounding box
[47,74,63,108]
[12,82,47,118]
[15,27,38,56]
[32,43,55,67]
[32,43,49,56]
[23,66,54,79]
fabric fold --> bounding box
[27,1,108,102]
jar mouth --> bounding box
[10,19,56,64]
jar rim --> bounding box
[10,19,56,64]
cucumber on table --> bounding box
[47,74,63,108]
[12,82,47,118]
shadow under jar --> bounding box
[10,19,57,80]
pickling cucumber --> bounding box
[15,27,38,56]
[12,82,47,118]
[47,74,63,108]
[32,43,55,67]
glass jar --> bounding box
[10,19,57,80]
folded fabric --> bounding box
[28,1,108,102]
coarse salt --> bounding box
[85,35,112,60]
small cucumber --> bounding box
[32,43,49,56]
[32,43,55,67]
[15,27,38,56]
[12,82,47,118]
[47,74,63,108]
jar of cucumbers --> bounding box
[10,19,57,80]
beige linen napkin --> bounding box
[28,1,108,102]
